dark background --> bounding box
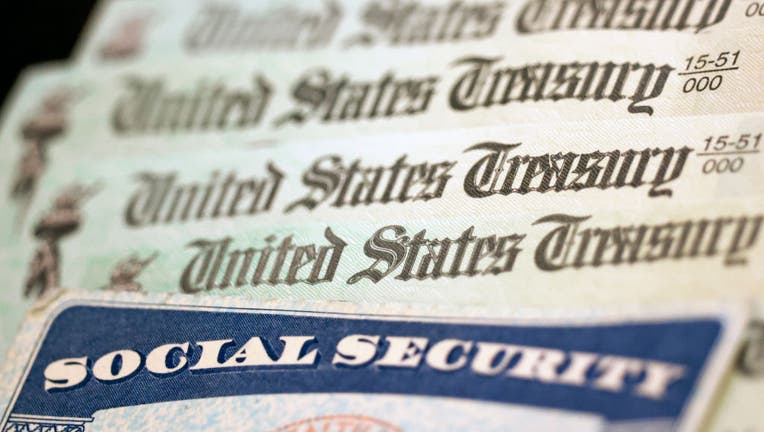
[0,1,97,107]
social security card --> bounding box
[0,291,746,431]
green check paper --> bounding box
[1,0,763,431]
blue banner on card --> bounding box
[2,301,723,430]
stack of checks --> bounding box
[1,1,762,430]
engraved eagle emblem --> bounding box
[23,183,98,298]
[99,14,150,60]
[105,252,158,292]
[11,89,72,205]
